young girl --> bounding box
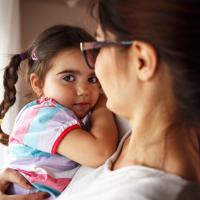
[0,25,118,199]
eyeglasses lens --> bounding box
[85,49,99,69]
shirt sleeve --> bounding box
[15,104,81,154]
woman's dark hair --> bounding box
[0,25,94,119]
[92,0,200,128]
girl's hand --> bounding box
[93,94,107,109]
[0,168,49,200]
[57,93,118,167]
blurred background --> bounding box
[0,0,96,168]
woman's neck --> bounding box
[113,106,200,181]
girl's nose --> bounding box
[76,83,89,96]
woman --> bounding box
[0,0,200,199]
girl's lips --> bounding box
[74,102,90,110]
[76,102,89,105]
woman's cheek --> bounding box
[94,54,100,73]
[95,55,107,83]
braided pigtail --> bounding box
[0,52,27,145]
[0,120,9,145]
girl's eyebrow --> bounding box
[57,70,95,76]
[56,70,81,75]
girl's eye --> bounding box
[88,76,98,84]
[63,74,75,82]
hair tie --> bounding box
[31,48,38,61]
[19,53,27,61]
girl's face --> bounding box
[95,26,137,118]
[41,48,100,119]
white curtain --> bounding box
[0,0,21,168]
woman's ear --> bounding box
[30,73,43,97]
[131,41,158,82]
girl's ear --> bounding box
[130,41,158,82]
[30,73,43,97]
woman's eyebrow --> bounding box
[94,32,98,38]
[94,32,101,40]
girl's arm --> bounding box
[57,95,118,167]
[0,168,49,200]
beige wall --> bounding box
[21,0,96,49]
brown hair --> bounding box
[0,25,94,119]
[92,0,200,128]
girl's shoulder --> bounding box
[15,98,77,124]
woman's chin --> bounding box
[107,100,130,118]
[106,100,118,114]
